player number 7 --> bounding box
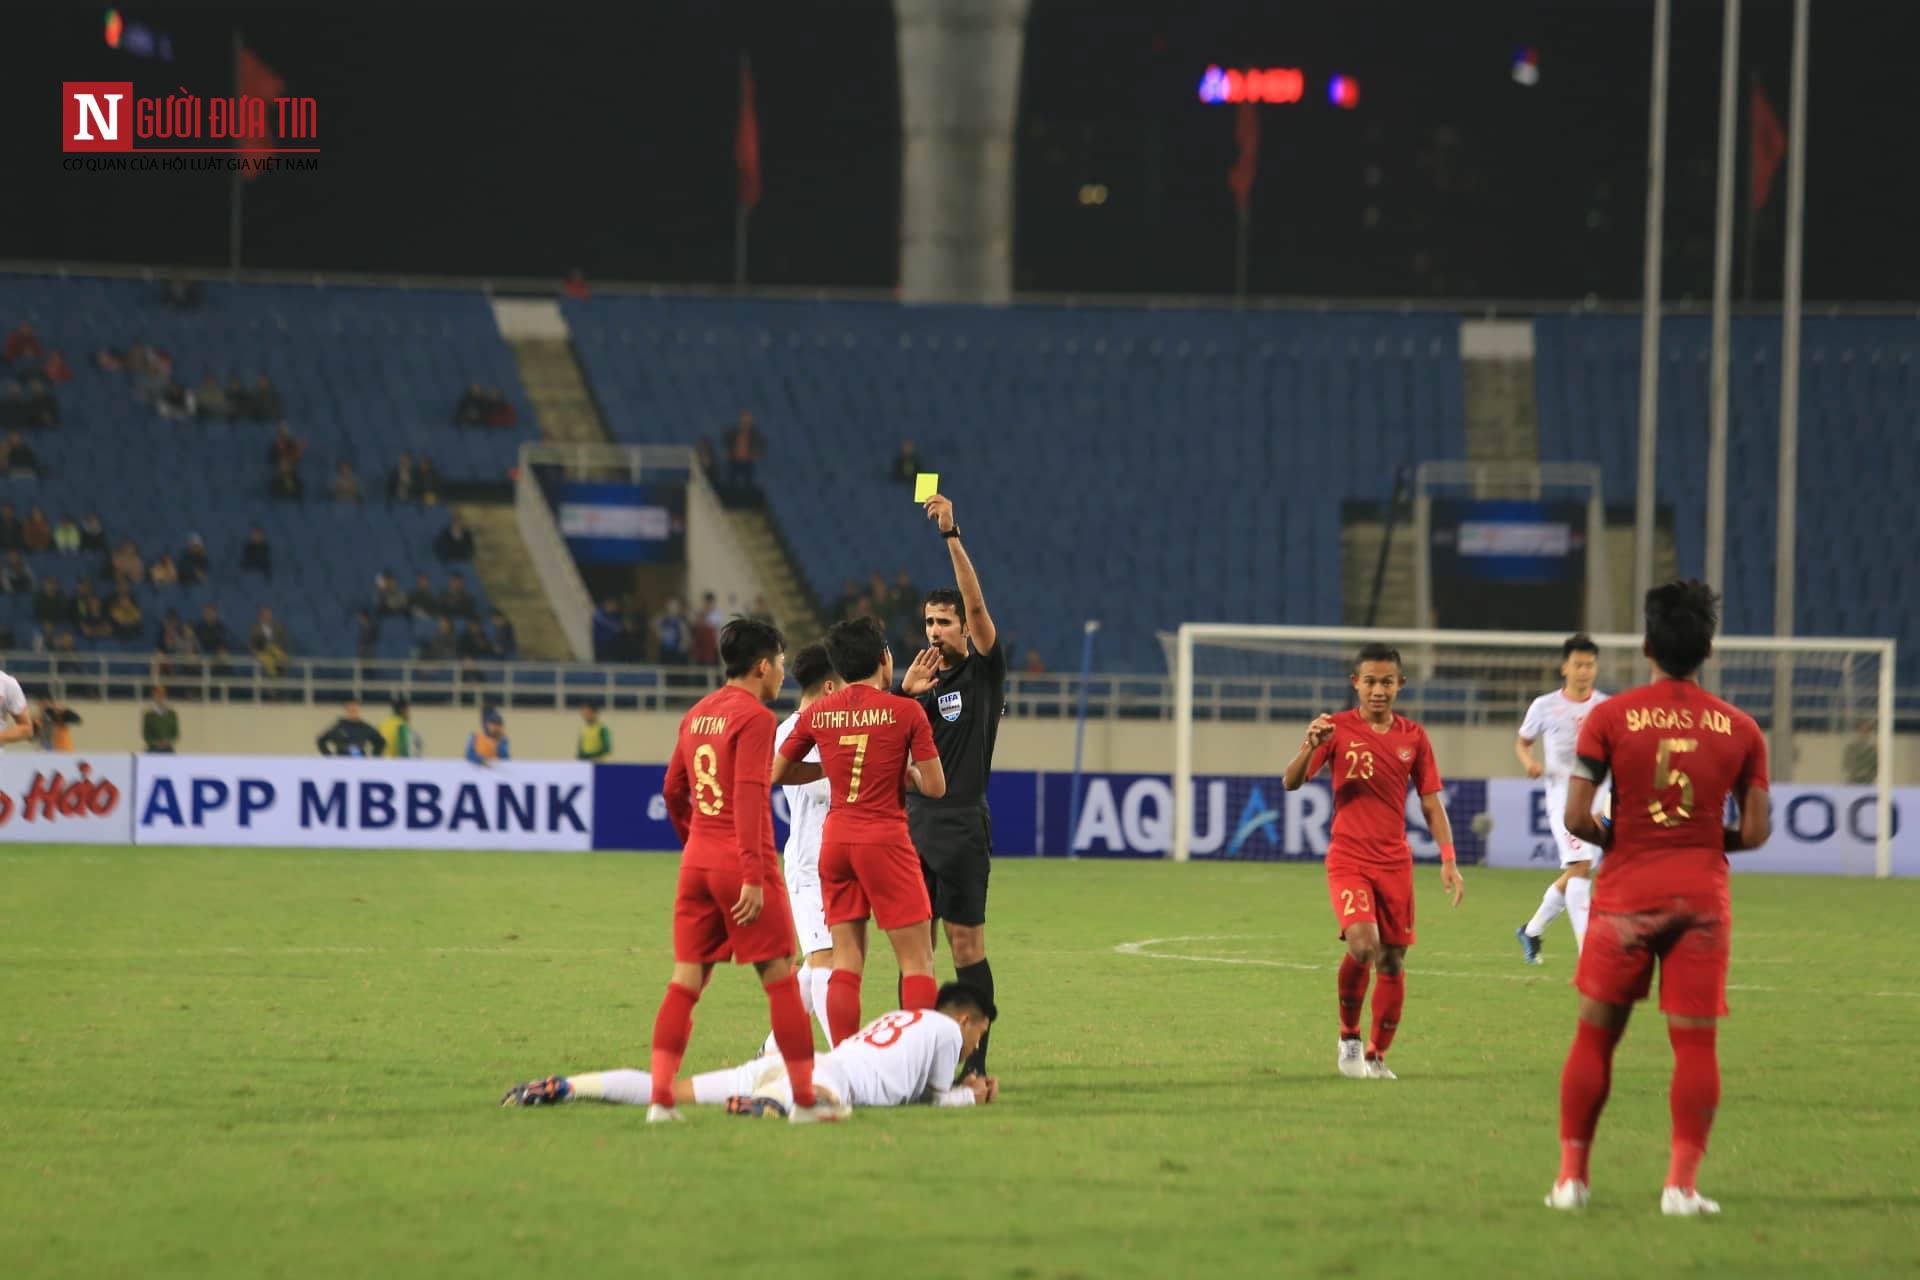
[838,734,870,804]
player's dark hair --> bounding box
[1644,579,1719,679]
[924,587,965,621]
[823,616,889,683]
[1351,642,1402,674]
[935,981,997,1023]
[789,642,835,692]
[1562,633,1599,659]
[720,617,785,678]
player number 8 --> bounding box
[693,743,725,816]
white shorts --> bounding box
[1548,811,1597,868]
[749,1055,854,1112]
[785,867,832,956]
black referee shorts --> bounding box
[908,802,992,928]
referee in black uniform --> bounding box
[901,491,1006,1077]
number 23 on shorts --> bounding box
[1334,884,1373,917]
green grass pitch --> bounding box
[3,848,1917,1279]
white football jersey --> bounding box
[0,671,27,747]
[816,1009,970,1108]
[1521,688,1611,797]
[776,711,829,879]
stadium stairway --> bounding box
[729,507,824,645]
[509,336,608,447]
[455,502,573,660]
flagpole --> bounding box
[1742,71,1758,301]
[1771,0,1810,774]
[1233,204,1249,298]
[228,27,243,272]
[1704,0,1741,644]
[733,52,750,289]
[1632,0,1671,614]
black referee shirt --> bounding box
[909,641,1007,807]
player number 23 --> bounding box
[858,1009,924,1049]
[1339,887,1373,917]
[838,733,870,804]
[1648,737,1698,827]
[692,743,724,816]
[1343,748,1375,781]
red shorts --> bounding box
[672,861,797,965]
[1576,904,1731,1018]
[821,839,932,932]
[1327,863,1416,948]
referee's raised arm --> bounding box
[924,493,995,656]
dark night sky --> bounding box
[4,1,1915,301]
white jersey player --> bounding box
[0,671,34,749]
[763,644,840,1050]
[1515,635,1609,961]
[503,982,998,1114]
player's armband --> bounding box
[1571,754,1609,785]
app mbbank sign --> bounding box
[136,756,594,851]
[1043,772,1488,861]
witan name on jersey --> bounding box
[810,707,897,730]
[1624,706,1734,735]
[690,715,728,735]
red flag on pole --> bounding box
[735,58,761,212]
[1228,101,1259,208]
[236,45,284,182]
[1750,83,1786,210]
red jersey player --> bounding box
[1547,581,1770,1217]
[1282,642,1466,1081]
[651,618,844,1126]
[773,616,948,1046]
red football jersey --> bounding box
[1575,678,1768,915]
[778,684,938,844]
[663,684,778,887]
[1308,709,1444,869]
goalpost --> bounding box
[1169,624,1897,876]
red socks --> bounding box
[763,973,817,1108]
[1557,1018,1625,1185]
[1666,1024,1720,1191]
[1368,972,1405,1058]
[647,981,700,1107]
[826,970,863,1046]
[1337,954,1370,1038]
[900,974,937,1012]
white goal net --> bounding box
[1165,624,1897,876]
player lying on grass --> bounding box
[503,981,997,1114]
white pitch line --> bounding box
[1112,935,1920,999]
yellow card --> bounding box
[914,472,940,503]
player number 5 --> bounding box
[693,743,725,816]
[1648,737,1698,827]
[839,733,870,804]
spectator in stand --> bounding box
[331,460,363,504]
[375,571,408,618]
[142,685,180,752]
[155,377,195,421]
[195,375,229,421]
[458,618,494,660]
[746,594,774,624]
[110,539,146,586]
[489,609,517,660]
[107,587,144,641]
[48,627,79,656]
[249,605,292,677]
[34,576,70,628]
[379,698,422,758]
[387,450,417,505]
[1024,649,1047,675]
[41,352,72,386]
[561,268,591,300]
[3,433,41,477]
[408,572,437,618]
[465,707,510,766]
[37,697,80,752]
[0,504,20,551]
[434,514,475,562]
[614,609,649,663]
[73,580,110,642]
[162,277,204,311]
[22,507,51,552]
[889,570,918,643]
[155,608,197,659]
[268,422,305,470]
[655,597,688,664]
[4,323,44,365]
[53,514,79,554]
[267,457,304,501]
[148,552,180,587]
[421,617,458,661]
[724,410,765,500]
[225,374,253,420]
[689,592,722,667]
[455,384,516,427]
[354,608,377,660]
[193,602,231,655]
[592,597,621,662]
[251,374,284,422]
[441,572,476,619]
[576,703,612,761]
[892,438,923,483]
[417,454,442,506]
[834,578,860,622]
[78,513,106,554]
[316,699,384,757]
[179,533,210,585]
[240,525,272,578]
[694,437,716,475]
[1,552,33,594]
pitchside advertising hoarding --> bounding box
[4,754,1912,874]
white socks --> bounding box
[763,965,837,1056]
[1525,883,1568,938]
[566,1069,652,1105]
[1565,875,1592,951]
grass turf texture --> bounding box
[3,850,1917,1280]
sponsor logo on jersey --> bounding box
[937,690,963,722]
